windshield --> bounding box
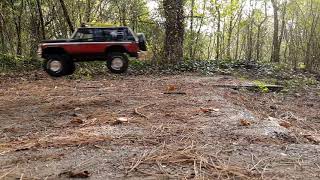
[72,29,94,40]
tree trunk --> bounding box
[226,16,234,60]
[193,14,205,59]
[0,11,6,53]
[192,0,206,59]
[215,0,221,60]
[163,0,185,64]
[235,13,242,60]
[58,0,74,33]
[305,14,319,71]
[121,4,127,26]
[10,0,24,56]
[85,0,92,23]
[255,3,268,61]
[36,0,45,39]
[246,12,254,61]
[271,0,280,63]
[189,0,195,60]
[207,32,214,59]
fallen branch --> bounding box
[163,92,187,95]
[213,84,284,92]
[0,166,17,179]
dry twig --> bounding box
[133,103,156,119]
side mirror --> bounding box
[137,33,147,51]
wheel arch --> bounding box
[42,47,68,58]
[105,45,128,55]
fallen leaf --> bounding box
[240,119,252,126]
[70,118,84,125]
[111,117,128,125]
[200,108,210,113]
[279,121,292,128]
[74,107,81,111]
[167,85,177,92]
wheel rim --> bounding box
[111,57,124,70]
[49,60,62,72]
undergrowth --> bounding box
[1,54,319,91]
[128,59,319,91]
[0,54,41,73]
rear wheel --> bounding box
[106,53,129,74]
[43,54,75,77]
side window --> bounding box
[101,29,116,41]
[93,29,104,41]
[116,31,125,41]
[100,29,124,42]
[73,29,94,41]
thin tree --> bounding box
[215,0,221,60]
[36,0,45,39]
[58,0,74,33]
[189,0,195,60]
[271,0,280,63]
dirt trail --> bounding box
[0,74,319,179]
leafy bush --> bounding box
[0,54,41,72]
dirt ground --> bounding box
[0,73,319,179]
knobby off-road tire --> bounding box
[43,54,75,77]
[106,53,129,74]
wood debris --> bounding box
[240,119,252,126]
[59,170,90,178]
[279,121,292,128]
[200,107,220,113]
[304,135,320,144]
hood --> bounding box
[41,39,70,43]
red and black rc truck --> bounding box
[38,27,147,77]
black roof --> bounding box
[78,26,129,29]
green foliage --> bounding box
[253,80,269,93]
[0,54,41,72]
[89,22,120,27]
[283,77,319,90]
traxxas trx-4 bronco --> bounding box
[38,27,147,77]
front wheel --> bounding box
[43,55,75,77]
[106,53,129,74]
